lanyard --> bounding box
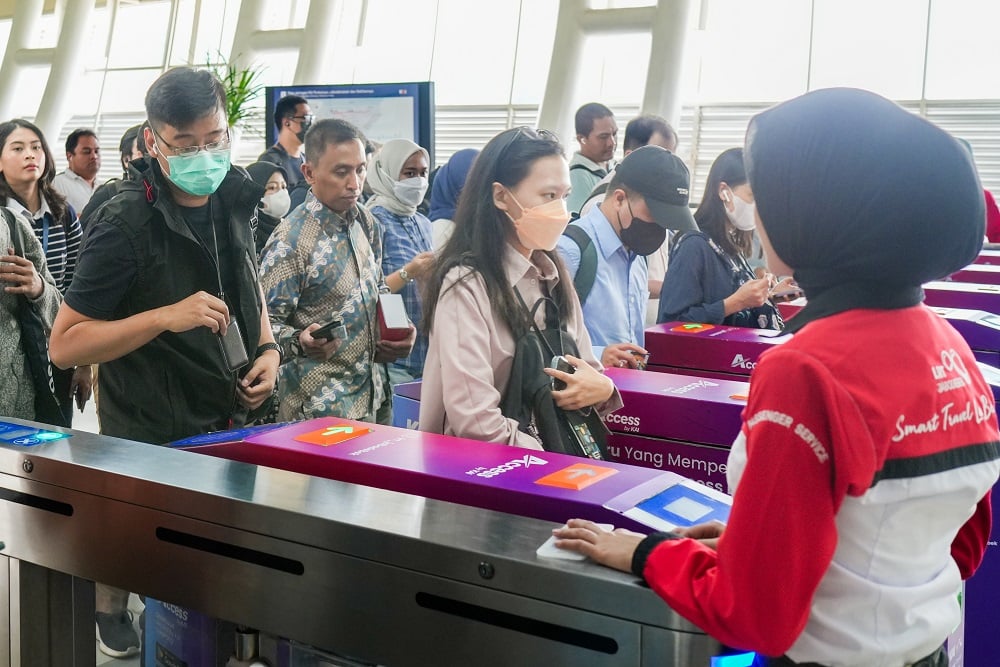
[180,199,226,301]
[400,216,429,250]
[39,214,49,254]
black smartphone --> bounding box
[313,317,346,341]
[549,355,575,391]
[218,320,249,370]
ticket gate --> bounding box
[387,373,745,493]
[643,322,788,380]
[0,418,729,666]
[176,417,734,535]
[780,283,1000,319]
[972,248,1000,265]
[951,263,1000,285]
[923,280,1000,313]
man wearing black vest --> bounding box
[50,66,279,659]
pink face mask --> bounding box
[503,190,571,251]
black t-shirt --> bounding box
[179,201,237,303]
[65,201,239,320]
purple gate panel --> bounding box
[951,264,1000,285]
[606,433,731,495]
[644,322,789,380]
[972,249,1000,265]
[182,418,720,532]
[924,281,1000,314]
[604,367,746,447]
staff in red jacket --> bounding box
[555,87,1000,667]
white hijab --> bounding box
[366,138,429,217]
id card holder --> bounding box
[218,319,249,370]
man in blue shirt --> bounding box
[557,146,696,369]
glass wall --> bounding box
[0,0,997,191]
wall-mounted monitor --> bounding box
[264,82,435,164]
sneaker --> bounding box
[96,610,140,658]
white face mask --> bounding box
[393,176,429,208]
[261,189,291,218]
[723,188,757,231]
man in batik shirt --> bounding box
[260,118,415,423]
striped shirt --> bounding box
[369,205,432,378]
[7,196,82,295]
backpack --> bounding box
[562,224,599,306]
[499,290,609,459]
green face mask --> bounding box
[164,149,231,196]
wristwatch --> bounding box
[399,266,412,283]
[256,342,283,364]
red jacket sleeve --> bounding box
[951,491,993,579]
[637,348,875,657]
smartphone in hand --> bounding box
[313,318,347,341]
[549,355,575,391]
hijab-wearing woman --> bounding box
[555,88,1000,667]
[429,147,479,250]
[367,138,436,385]
[420,127,620,449]
[656,147,786,329]
[245,161,290,256]
[0,118,90,424]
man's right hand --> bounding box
[299,323,341,362]
[162,291,230,334]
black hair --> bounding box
[424,127,573,335]
[303,118,366,163]
[65,128,97,155]
[273,94,309,133]
[0,119,68,223]
[118,124,140,161]
[623,115,677,152]
[694,147,752,258]
[604,173,637,205]
[575,103,614,137]
[145,67,226,132]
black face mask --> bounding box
[295,121,311,143]
[618,201,666,255]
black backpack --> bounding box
[499,290,609,459]
[562,224,599,306]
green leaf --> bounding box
[204,51,266,129]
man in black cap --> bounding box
[556,145,696,370]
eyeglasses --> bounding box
[290,114,315,125]
[152,127,230,157]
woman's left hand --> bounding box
[546,354,614,411]
[552,519,646,573]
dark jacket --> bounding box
[657,231,780,329]
[93,157,266,444]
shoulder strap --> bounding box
[570,163,607,179]
[668,230,704,260]
[562,225,598,305]
[512,287,561,359]
[1,207,24,257]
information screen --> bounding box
[264,82,435,164]
[634,483,731,528]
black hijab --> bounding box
[745,88,985,333]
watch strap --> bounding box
[256,341,282,363]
